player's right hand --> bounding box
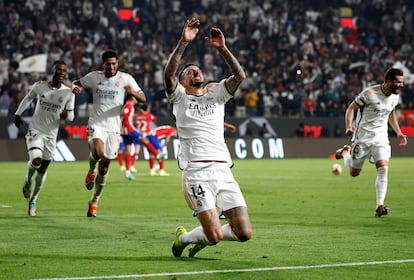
[345,127,354,137]
[182,18,200,43]
[72,86,81,94]
[124,85,132,93]
[14,115,23,128]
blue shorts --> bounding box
[119,141,125,150]
[147,134,161,150]
[122,130,142,145]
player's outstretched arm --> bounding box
[205,27,246,95]
[164,18,200,94]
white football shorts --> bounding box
[182,162,247,215]
[351,142,391,169]
[87,125,120,159]
[25,129,56,161]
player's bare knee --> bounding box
[207,237,222,245]
[237,229,252,242]
[91,151,102,161]
[31,158,42,169]
[205,231,223,245]
[29,148,43,168]
[349,168,360,177]
[231,225,252,242]
[377,166,388,175]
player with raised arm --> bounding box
[164,18,252,257]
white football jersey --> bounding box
[353,84,400,145]
[80,70,141,133]
[16,81,75,138]
[167,80,233,167]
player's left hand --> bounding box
[60,109,68,120]
[225,123,237,133]
[72,85,82,94]
[398,132,408,146]
[182,18,200,43]
[205,27,225,49]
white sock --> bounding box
[222,224,239,241]
[180,226,211,245]
[26,161,36,182]
[375,166,388,207]
[30,172,46,202]
[91,173,107,205]
[343,152,352,172]
[180,224,238,244]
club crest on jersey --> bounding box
[58,96,63,103]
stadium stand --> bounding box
[0,0,413,120]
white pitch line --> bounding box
[0,205,12,208]
[33,259,414,280]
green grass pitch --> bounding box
[0,158,413,280]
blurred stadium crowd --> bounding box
[0,0,414,119]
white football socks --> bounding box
[30,172,46,202]
[180,224,239,245]
[375,166,388,207]
[26,161,36,183]
[90,173,107,205]
[180,226,211,245]
[343,152,352,172]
